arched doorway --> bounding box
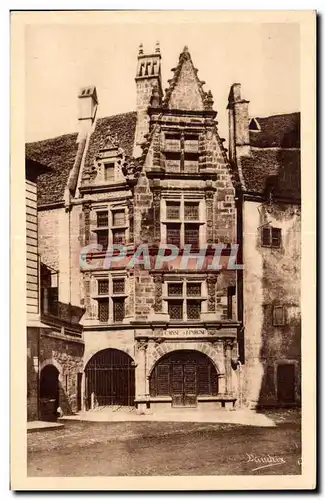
[39,364,59,421]
[85,349,135,409]
[149,350,218,407]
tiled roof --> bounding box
[25,111,137,205]
[26,133,79,206]
[249,112,300,148]
[82,112,137,182]
[240,149,301,200]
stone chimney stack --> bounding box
[227,83,250,162]
[133,42,163,158]
[77,85,98,142]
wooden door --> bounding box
[277,363,296,403]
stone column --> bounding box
[205,190,214,244]
[224,340,233,395]
[127,198,134,244]
[152,190,161,244]
[135,339,148,413]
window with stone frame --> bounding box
[113,278,125,294]
[97,211,109,227]
[166,280,202,321]
[164,198,201,250]
[112,228,126,245]
[261,226,282,248]
[104,162,115,182]
[112,210,126,227]
[113,298,125,323]
[98,298,109,322]
[166,201,180,220]
[97,231,109,251]
[98,279,109,295]
[166,223,181,246]
[273,305,286,326]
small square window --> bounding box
[184,202,199,220]
[261,226,282,248]
[273,306,286,326]
[98,299,109,322]
[104,163,115,182]
[187,282,201,296]
[97,231,108,251]
[113,298,125,323]
[168,301,183,320]
[112,210,125,226]
[112,229,126,245]
[98,279,109,295]
[168,283,183,296]
[113,279,125,294]
[97,211,108,228]
[187,300,201,320]
[166,202,180,220]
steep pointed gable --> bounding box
[163,46,208,111]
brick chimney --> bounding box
[133,42,163,158]
[77,85,98,142]
[227,83,250,161]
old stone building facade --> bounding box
[26,44,301,415]
[228,84,301,408]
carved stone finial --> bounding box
[155,41,160,54]
[138,43,144,55]
[206,90,214,110]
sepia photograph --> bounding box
[10,9,316,490]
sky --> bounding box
[25,21,300,143]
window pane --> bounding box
[98,280,109,295]
[273,306,285,325]
[113,279,125,294]
[97,231,108,251]
[261,227,271,246]
[166,202,180,220]
[168,283,183,296]
[168,301,183,320]
[112,210,125,226]
[113,299,125,322]
[185,202,199,220]
[185,224,199,248]
[97,211,108,227]
[104,163,114,181]
[167,224,181,246]
[112,229,126,244]
[271,228,282,248]
[187,282,201,296]
[187,300,201,320]
[98,299,109,322]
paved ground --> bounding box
[27,409,301,477]
[62,407,276,427]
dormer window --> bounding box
[104,162,115,182]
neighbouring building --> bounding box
[26,155,85,421]
[227,83,301,408]
[25,44,301,415]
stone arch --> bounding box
[147,342,224,377]
[83,346,135,369]
[39,358,63,376]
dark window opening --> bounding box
[261,226,282,248]
[97,231,108,251]
[98,299,109,323]
[113,298,125,323]
[97,211,109,228]
[112,210,125,227]
[186,300,201,320]
[98,279,109,295]
[185,224,199,249]
[112,229,126,245]
[273,305,286,326]
[113,279,125,294]
[168,301,183,320]
[167,224,181,247]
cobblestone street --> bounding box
[27,409,301,477]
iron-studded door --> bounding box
[277,363,296,404]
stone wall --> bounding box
[242,200,301,407]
